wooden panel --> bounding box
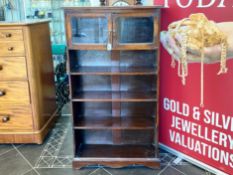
[121,102,156,116]
[0,41,25,57]
[0,109,58,144]
[0,57,27,80]
[64,6,162,14]
[107,0,136,5]
[0,81,30,104]
[23,22,57,130]
[73,159,160,169]
[76,130,113,144]
[73,102,112,117]
[0,105,33,130]
[0,29,23,41]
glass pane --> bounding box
[71,16,108,44]
[116,17,154,44]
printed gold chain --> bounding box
[168,13,228,106]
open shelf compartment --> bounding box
[73,128,159,168]
[72,102,157,130]
[70,74,157,102]
[75,144,157,159]
[69,50,157,75]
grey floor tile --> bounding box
[90,168,112,175]
[160,166,184,175]
[62,102,71,115]
[52,157,72,168]
[0,149,32,175]
[172,163,206,175]
[106,166,163,175]
[23,169,38,175]
[13,144,24,148]
[37,167,95,175]
[57,115,70,124]
[17,144,47,167]
[0,144,13,155]
[58,127,73,156]
[162,155,176,164]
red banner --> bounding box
[155,1,233,174]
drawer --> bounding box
[0,29,23,41]
[0,105,33,130]
[0,41,25,57]
[0,57,27,80]
[0,81,30,104]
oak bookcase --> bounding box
[64,6,162,169]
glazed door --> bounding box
[112,13,159,50]
[66,13,111,50]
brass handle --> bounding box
[5,33,12,38]
[0,90,6,96]
[1,116,10,123]
[8,47,14,51]
[0,65,2,71]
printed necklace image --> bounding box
[168,13,228,107]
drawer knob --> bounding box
[5,33,12,38]
[0,90,6,96]
[0,65,2,71]
[8,47,14,51]
[2,116,10,123]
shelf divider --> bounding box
[72,91,157,102]
[70,66,157,75]
[111,51,122,144]
[74,116,155,130]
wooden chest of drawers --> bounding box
[0,20,57,144]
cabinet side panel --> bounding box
[23,23,57,130]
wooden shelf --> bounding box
[74,117,155,130]
[70,66,157,75]
[75,144,157,159]
[72,91,157,102]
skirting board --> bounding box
[159,143,228,175]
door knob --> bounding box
[8,47,14,51]
[5,33,12,38]
[2,116,10,123]
[0,90,6,97]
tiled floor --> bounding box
[0,104,213,175]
